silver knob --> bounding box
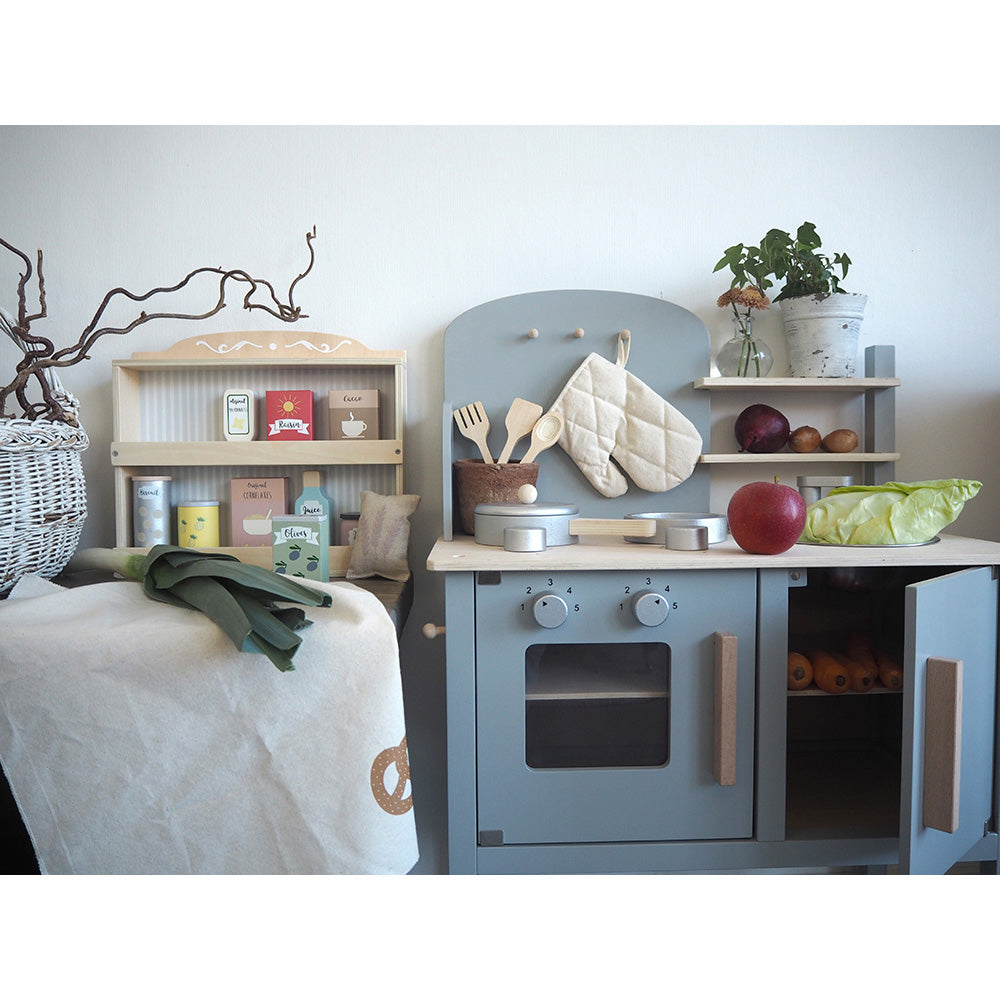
[631,590,670,627]
[532,593,568,629]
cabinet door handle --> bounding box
[923,656,963,834]
[714,631,738,787]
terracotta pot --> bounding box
[453,459,539,535]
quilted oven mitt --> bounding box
[549,336,702,498]
[800,479,982,545]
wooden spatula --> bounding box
[453,401,494,463]
[497,398,543,464]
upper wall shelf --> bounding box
[693,376,900,391]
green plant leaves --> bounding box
[716,221,851,302]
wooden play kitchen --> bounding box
[426,289,1000,875]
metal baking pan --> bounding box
[624,512,729,546]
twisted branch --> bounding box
[1,227,316,424]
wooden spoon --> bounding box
[497,398,543,464]
[521,410,564,463]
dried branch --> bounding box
[1,228,316,424]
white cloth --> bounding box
[550,336,702,498]
[0,575,418,875]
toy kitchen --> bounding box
[425,289,1000,875]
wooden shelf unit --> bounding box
[692,346,898,480]
[110,330,406,576]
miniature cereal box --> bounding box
[230,477,289,546]
[329,388,379,440]
[272,514,329,580]
[266,389,314,441]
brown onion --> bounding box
[789,425,821,453]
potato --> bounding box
[821,428,859,453]
[789,426,821,453]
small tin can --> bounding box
[177,501,220,548]
[132,476,172,547]
[340,512,360,546]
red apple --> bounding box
[727,479,806,554]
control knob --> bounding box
[532,593,568,629]
[631,590,670,627]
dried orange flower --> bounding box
[717,286,770,310]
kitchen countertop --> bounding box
[427,533,1000,573]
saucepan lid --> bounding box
[475,502,579,518]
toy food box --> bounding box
[329,388,379,440]
[230,477,289,546]
[271,514,329,580]
[266,390,314,441]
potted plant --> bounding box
[714,222,867,377]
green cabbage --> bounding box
[800,479,982,545]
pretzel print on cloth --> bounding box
[370,735,412,815]
[549,336,702,498]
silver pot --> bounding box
[474,502,657,552]
[624,512,729,548]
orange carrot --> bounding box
[834,652,876,693]
[808,650,851,694]
[787,652,814,691]
[875,650,903,690]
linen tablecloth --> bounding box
[0,575,417,874]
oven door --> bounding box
[474,569,757,845]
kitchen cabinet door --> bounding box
[900,566,998,874]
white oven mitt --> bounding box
[549,336,702,498]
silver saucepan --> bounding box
[624,512,729,549]
[474,502,657,552]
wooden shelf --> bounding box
[111,331,408,580]
[115,544,352,576]
[693,376,900,391]
[111,438,404,467]
[788,683,902,697]
[699,451,899,465]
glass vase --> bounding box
[716,316,773,377]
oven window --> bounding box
[524,643,670,769]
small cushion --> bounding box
[346,491,420,582]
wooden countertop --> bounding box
[427,533,1000,573]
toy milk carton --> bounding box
[230,477,289,546]
[272,514,329,580]
[329,388,379,440]
[266,390,314,441]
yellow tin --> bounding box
[177,501,220,548]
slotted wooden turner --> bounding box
[453,401,494,463]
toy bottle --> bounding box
[295,471,330,520]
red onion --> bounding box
[734,404,790,453]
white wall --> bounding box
[2,125,997,873]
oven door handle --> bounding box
[713,631,738,787]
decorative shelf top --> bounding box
[122,330,406,365]
[693,376,899,391]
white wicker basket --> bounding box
[0,307,90,594]
[0,401,89,594]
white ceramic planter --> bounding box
[780,292,867,377]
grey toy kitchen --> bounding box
[426,289,1000,875]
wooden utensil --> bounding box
[521,410,564,463]
[497,398,543,464]
[453,401,494,463]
